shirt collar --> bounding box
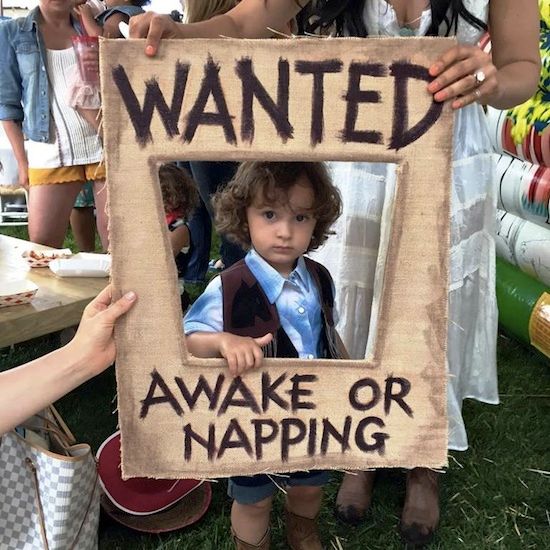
[23,7,82,34]
[22,7,40,31]
[245,249,310,304]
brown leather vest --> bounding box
[220,257,342,359]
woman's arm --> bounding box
[487,0,541,109]
[2,120,29,189]
[0,286,136,435]
[168,223,190,257]
[428,0,540,110]
[130,0,304,56]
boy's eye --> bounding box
[296,214,309,222]
[263,210,275,220]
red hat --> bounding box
[96,431,211,533]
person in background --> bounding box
[70,180,97,251]
[184,0,239,23]
[186,161,245,275]
[184,161,342,550]
[130,0,540,546]
[0,285,136,436]
[75,0,151,38]
[158,163,199,311]
[179,1,246,282]
[0,0,108,250]
[69,0,149,250]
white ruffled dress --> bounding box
[310,0,498,451]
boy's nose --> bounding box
[276,220,292,238]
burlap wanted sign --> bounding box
[100,37,454,479]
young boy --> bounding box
[184,161,343,550]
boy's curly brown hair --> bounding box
[213,161,342,251]
[158,164,199,217]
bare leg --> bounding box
[231,496,272,547]
[70,207,96,251]
[335,470,376,525]
[285,485,323,550]
[92,178,109,251]
[28,182,83,248]
[399,467,440,547]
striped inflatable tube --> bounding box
[496,154,550,228]
[496,209,550,287]
[487,107,550,167]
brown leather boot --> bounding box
[399,468,440,547]
[334,470,376,525]
[232,527,270,550]
[285,508,323,550]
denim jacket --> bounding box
[0,8,82,142]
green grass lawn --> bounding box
[1,225,548,549]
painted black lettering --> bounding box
[287,374,317,412]
[348,378,381,411]
[236,57,293,143]
[183,422,216,460]
[218,377,261,416]
[307,418,318,456]
[355,416,389,454]
[184,56,236,144]
[261,372,290,412]
[139,369,183,418]
[384,376,413,417]
[281,418,307,461]
[112,62,189,147]
[389,61,443,150]
[342,62,386,144]
[175,374,225,411]
[252,419,279,460]
[295,59,343,145]
[217,418,253,458]
[320,416,352,455]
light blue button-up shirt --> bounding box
[184,250,324,359]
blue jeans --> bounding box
[181,161,246,282]
[228,471,329,505]
[184,196,211,283]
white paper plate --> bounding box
[0,280,39,308]
[49,253,111,278]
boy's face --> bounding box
[246,174,317,277]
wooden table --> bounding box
[0,235,108,348]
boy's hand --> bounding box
[219,333,273,377]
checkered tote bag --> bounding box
[0,407,99,549]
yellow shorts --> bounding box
[28,163,106,186]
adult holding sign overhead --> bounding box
[130,0,540,546]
